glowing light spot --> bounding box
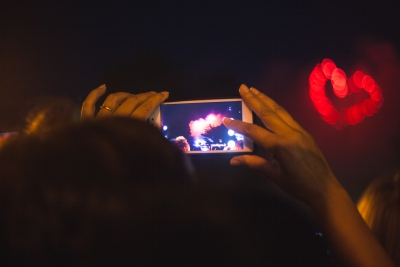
[331,68,348,98]
[361,99,375,116]
[321,59,336,78]
[227,140,235,149]
[206,114,216,123]
[344,108,355,125]
[370,86,382,101]
[351,104,364,123]
[362,75,375,92]
[228,129,235,136]
[163,125,168,131]
[352,71,365,89]
[347,77,358,93]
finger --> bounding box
[113,91,157,117]
[97,92,132,118]
[223,117,278,151]
[230,154,281,180]
[81,84,106,120]
[248,87,304,131]
[238,84,288,133]
[131,91,169,120]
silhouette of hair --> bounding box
[23,96,80,134]
[0,117,197,265]
[358,170,400,266]
[1,117,193,184]
[0,117,333,266]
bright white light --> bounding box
[163,125,168,131]
[228,129,235,136]
[206,114,216,123]
[194,138,203,147]
[228,140,235,149]
[235,133,244,140]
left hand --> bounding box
[81,84,169,121]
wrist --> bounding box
[305,175,347,215]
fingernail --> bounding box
[99,84,106,89]
[223,117,232,125]
[250,87,260,94]
[150,91,156,94]
[161,91,169,96]
[230,158,241,166]
[239,84,249,93]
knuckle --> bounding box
[242,123,255,137]
[140,102,153,113]
[272,104,285,113]
[259,106,275,118]
[105,94,118,104]
[245,94,259,103]
[290,130,309,145]
[127,95,139,103]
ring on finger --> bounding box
[100,105,113,113]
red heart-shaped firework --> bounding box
[309,59,383,129]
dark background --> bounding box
[1,0,400,200]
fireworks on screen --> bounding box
[188,113,224,137]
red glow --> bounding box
[361,99,375,116]
[352,71,365,88]
[344,108,354,125]
[309,58,383,129]
[331,71,348,97]
[321,59,336,78]
[370,86,382,101]
[351,104,364,123]
[362,75,375,92]
[347,77,357,94]
[322,109,339,124]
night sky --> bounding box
[1,0,400,198]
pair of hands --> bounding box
[81,84,337,204]
[79,84,394,267]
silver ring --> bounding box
[100,105,113,113]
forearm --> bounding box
[309,178,395,267]
[224,85,395,266]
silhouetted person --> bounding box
[0,84,395,266]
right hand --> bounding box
[81,84,169,121]
[223,84,340,204]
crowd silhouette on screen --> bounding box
[0,84,397,266]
